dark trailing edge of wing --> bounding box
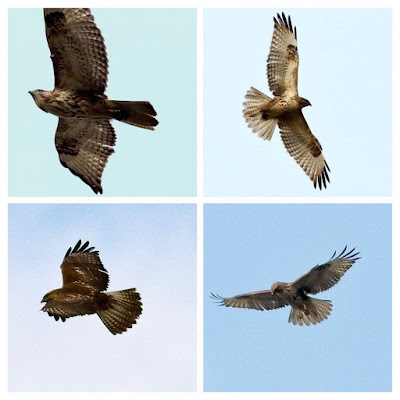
[274,12,297,40]
[64,240,98,259]
[328,246,361,263]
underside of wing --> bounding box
[42,293,97,321]
[44,8,108,93]
[211,290,288,311]
[293,246,360,294]
[55,118,116,194]
[61,240,109,291]
[278,112,330,189]
[267,13,299,97]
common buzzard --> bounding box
[211,247,359,326]
[29,8,158,194]
[243,12,330,189]
[41,240,142,335]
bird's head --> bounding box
[28,89,49,112]
[271,282,285,295]
[41,290,56,303]
[299,97,312,108]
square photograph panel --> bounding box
[9,8,196,196]
[9,203,197,391]
[204,203,391,391]
[204,9,391,196]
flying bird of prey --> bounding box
[211,247,359,326]
[41,240,142,335]
[243,12,330,189]
[29,8,158,194]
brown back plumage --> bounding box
[41,240,142,334]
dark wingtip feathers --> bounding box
[210,293,226,306]
[275,12,296,39]
[64,240,98,259]
[329,246,361,262]
[313,161,331,190]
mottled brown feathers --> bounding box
[243,12,330,190]
[41,240,142,335]
[30,8,158,194]
[212,247,359,326]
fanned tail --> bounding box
[107,100,158,130]
[97,288,142,335]
[243,86,278,140]
[289,298,332,326]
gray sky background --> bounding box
[8,204,197,391]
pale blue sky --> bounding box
[9,8,197,196]
[204,9,392,196]
[204,204,391,391]
[8,204,197,391]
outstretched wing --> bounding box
[61,240,109,291]
[278,112,330,189]
[44,8,108,93]
[293,247,360,295]
[211,290,288,311]
[267,13,299,97]
[42,292,97,321]
[55,118,116,194]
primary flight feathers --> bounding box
[211,246,360,326]
[30,8,158,194]
[243,12,330,189]
[41,240,142,335]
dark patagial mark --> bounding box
[56,137,79,156]
[45,11,68,35]
[287,44,298,60]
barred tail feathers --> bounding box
[289,298,332,326]
[97,288,142,335]
[243,87,278,140]
[107,100,158,130]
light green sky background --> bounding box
[9,8,197,196]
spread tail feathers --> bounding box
[289,298,332,326]
[107,100,158,130]
[97,289,142,335]
[243,86,278,140]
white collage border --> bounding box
[2,0,397,399]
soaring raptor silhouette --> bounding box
[41,240,142,335]
[243,12,330,189]
[29,8,158,194]
[211,247,360,326]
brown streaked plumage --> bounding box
[29,8,158,194]
[243,12,330,189]
[41,240,142,335]
[211,247,360,326]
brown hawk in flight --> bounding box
[243,13,330,189]
[41,240,142,335]
[211,247,359,326]
[29,8,158,194]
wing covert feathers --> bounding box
[210,291,287,311]
[267,12,299,96]
[293,246,360,295]
[278,113,330,189]
[55,118,116,194]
